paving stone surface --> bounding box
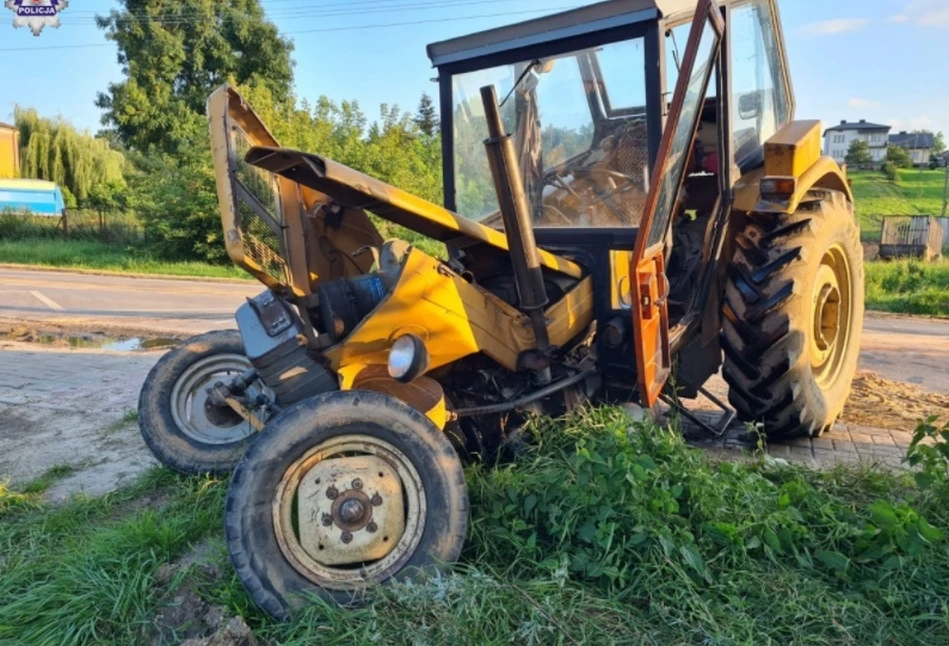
[677,408,916,470]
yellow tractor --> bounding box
[137,0,863,619]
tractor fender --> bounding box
[733,158,853,215]
[733,119,854,215]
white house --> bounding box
[888,131,934,167]
[823,120,891,165]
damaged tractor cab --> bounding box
[137,0,863,620]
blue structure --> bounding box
[0,178,66,216]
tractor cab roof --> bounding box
[426,0,699,68]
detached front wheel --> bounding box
[225,390,468,621]
[138,330,270,474]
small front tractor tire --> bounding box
[138,330,265,474]
[722,189,864,439]
[225,390,468,621]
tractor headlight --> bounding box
[387,334,428,383]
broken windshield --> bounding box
[451,37,651,228]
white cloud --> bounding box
[887,14,909,23]
[899,1,949,27]
[888,115,934,131]
[847,98,880,109]
[799,18,869,37]
[919,8,949,26]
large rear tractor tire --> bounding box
[225,390,468,620]
[138,330,268,474]
[722,190,864,439]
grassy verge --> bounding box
[0,239,250,280]
[866,258,949,317]
[2,410,948,645]
[0,227,444,279]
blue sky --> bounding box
[0,0,946,140]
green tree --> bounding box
[366,103,442,203]
[844,139,872,166]
[905,129,945,156]
[414,93,439,137]
[14,106,127,206]
[886,144,913,168]
[125,82,446,262]
[95,0,294,154]
[931,131,945,155]
[127,142,227,262]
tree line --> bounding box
[845,132,946,180]
[8,0,445,263]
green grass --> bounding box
[19,464,79,495]
[851,169,947,241]
[866,258,949,317]
[0,239,251,280]
[0,228,444,279]
[0,464,80,513]
[2,410,948,645]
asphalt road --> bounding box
[0,267,259,335]
[1,267,947,392]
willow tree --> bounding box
[15,107,127,205]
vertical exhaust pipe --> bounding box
[479,84,551,383]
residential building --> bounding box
[0,122,19,178]
[823,119,890,165]
[888,131,934,167]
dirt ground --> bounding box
[0,333,162,501]
[845,370,949,430]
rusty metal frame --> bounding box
[630,0,724,406]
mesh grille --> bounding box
[237,201,287,281]
[230,128,287,282]
[608,121,649,226]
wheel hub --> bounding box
[809,245,853,388]
[293,455,405,566]
[812,265,841,356]
[171,354,269,444]
[337,497,367,526]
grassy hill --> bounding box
[848,168,949,316]
[850,168,946,241]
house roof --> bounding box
[427,0,701,68]
[889,131,935,149]
[0,121,15,131]
[825,120,891,133]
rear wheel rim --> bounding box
[272,434,425,590]
[809,244,853,389]
[170,354,262,445]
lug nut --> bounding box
[326,486,338,500]
[352,478,363,490]
[341,531,353,544]
[371,493,383,506]
[366,521,377,533]
[321,513,332,527]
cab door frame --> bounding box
[630,0,726,407]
